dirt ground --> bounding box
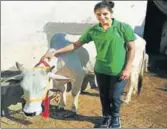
[1,70,167,128]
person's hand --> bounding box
[40,51,56,61]
[120,68,131,80]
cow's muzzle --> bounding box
[21,98,45,117]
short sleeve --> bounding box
[122,23,136,42]
[79,28,93,44]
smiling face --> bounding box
[95,7,112,26]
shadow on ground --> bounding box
[81,91,99,97]
[156,85,167,92]
[50,109,102,127]
[4,111,32,126]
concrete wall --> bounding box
[1,1,147,70]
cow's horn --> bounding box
[16,62,25,72]
[47,72,75,82]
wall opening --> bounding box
[144,0,166,55]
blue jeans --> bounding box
[95,72,127,117]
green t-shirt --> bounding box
[79,18,136,76]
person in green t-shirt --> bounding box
[41,1,135,128]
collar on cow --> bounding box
[34,60,51,71]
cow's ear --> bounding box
[16,62,25,72]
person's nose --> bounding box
[99,15,105,20]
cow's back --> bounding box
[76,41,96,74]
[132,34,146,69]
[50,33,84,76]
[50,33,146,75]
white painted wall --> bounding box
[1,1,147,70]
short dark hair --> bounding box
[94,1,115,13]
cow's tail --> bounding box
[137,50,145,95]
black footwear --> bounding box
[109,116,121,128]
[94,117,112,128]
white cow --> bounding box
[14,32,148,117]
[14,61,74,117]
[49,33,148,106]
[123,34,148,104]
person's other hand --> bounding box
[120,68,131,80]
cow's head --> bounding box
[15,60,71,117]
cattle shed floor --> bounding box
[1,70,167,128]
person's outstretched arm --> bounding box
[41,40,83,61]
[54,40,83,55]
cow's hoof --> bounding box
[80,90,87,94]
[122,99,130,104]
[133,90,137,95]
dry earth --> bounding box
[1,70,167,128]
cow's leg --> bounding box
[124,71,138,104]
[144,53,149,72]
[94,75,98,88]
[81,75,89,93]
[52,80,67,109]
[81,74,98,93]
[133,51,145,95]
[71,73,85,113]
[59,84,67,109]
[132,73,139,95]
[89,74,98,89]
[136,55,145,95]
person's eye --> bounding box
[103,13,108,16]
[96,14,101,16]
